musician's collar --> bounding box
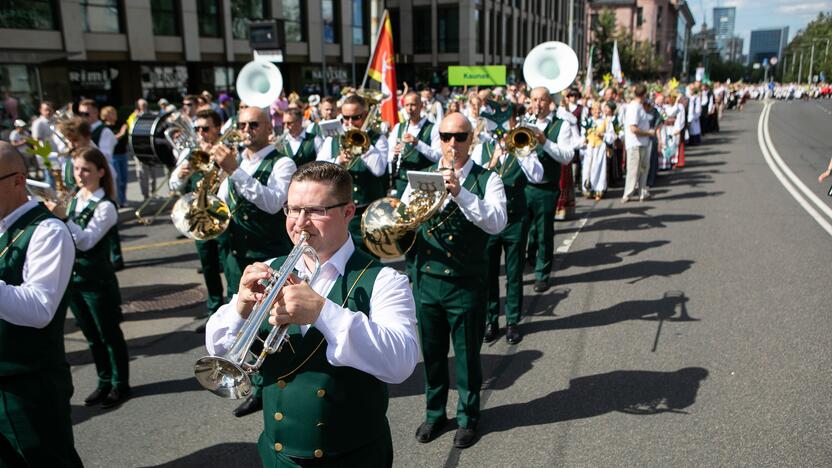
[244,143,276,162]
[0,199,37,234]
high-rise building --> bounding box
[713,6,736,61]
[748,27,789,65]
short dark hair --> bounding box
[342,94,367,110]
[78,98,98,110]
[195,109,222,127]
[284,108,303,122]
[290,162,353,203]
[321,96,337,106]
[633,84,648,98]
[40,101,54,110]
[59,117,91,139]
[183,94,199,104]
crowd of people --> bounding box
[2,74,743,466]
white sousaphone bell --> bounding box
[236,59,284,108]
[523,41,579,95]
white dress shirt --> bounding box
[205,237,419,384]
[217,144,297,215]
[533,112,577,164]
[90,120,117,162]
[66,188,118,252]
[387,118,442,164]
[400,157,507,235]
[281,130,323,158]
[470,144,544,184]
[0,200,75,329]
[316,129,389,177]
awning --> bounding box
[0,50,80,64]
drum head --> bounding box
[129,112,177,168]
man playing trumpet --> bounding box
[205,162,419,466]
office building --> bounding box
[748,27,789,65]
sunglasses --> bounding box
[342,114,364,121]
[439,132,470,142]
[77,111,90,117]
[194,126,213,132]
[238,121,260,130]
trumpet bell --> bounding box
[523,41,579,95]
[194,356,252,399]
[237,60,283,108]
[505,127,538,157]
[171,192,231,241]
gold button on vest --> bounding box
[316,389,325,398]
[243,214,249,220]
[274,412,284,421]
[277,380,287,389]
[314,449,323,458]
[274,442,283,452]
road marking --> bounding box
[758,101,832,237]
[122,239,192,252]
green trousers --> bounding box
[486,218,527,326]
[525,185,559,282]
[415,273,486,429]
[69,282,130,389]
[259,425,393,468]
[195,233,228,314]
[0,368,82,467]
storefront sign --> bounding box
[448,66,506,86]
[69,67,119,90]
[141,65,188,90]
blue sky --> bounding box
[690,0,830,53]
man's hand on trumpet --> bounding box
[268,273,326,326]
[211,143,238,174]
[236,262,272,319]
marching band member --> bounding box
[168,109,229,327]
[0,143,83,466]
[306,96,338,137]
[47,147,131,409]
[277,108,322,168]
[473,108,543,345]
[212,105,298,418]
[525,87,579,293]
[387,92,442,197]
[421,88,444,124]
[316,94,388,250]
[406,113,506,449]
[205,162,418,466]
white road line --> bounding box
[758,101,832,237]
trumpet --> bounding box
[194,231,320,398]
[340,90,383,169]
[503,126,538,158]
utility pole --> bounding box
[798,52,803,85]
[809,43,815,84]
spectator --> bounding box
[622,83,654,203]
[102,105,129,206]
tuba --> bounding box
[523,41,579,95]
[237,59,283,109]
[194,232,320,398]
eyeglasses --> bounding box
[283,202,349,219]
[77,112,90,117]
[439,132,470,143]
[0,171,21,182]
[182,102,194,107]
[342,114,364,121]
[194,126,213,132]
[238,121,260,130]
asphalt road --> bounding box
[68,101,832,467]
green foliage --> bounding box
[590,8,665,82]
[782,12,832,83]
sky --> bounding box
[690,0,829,53]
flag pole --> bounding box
[360,9,389,90]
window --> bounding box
[655,40,661,55]
[437,6,459,53]
[151,0,179,35]
[590,13,598,31]
[475,7,483,54]
[506,15,513,57]
[232,0,268,40]
[413,7,431,54]
[197,0,221,37]
[322,0,338,44]
[388,8,400,54]
[282,0,305,42]
[352,0,369,45]
[657,6,663,29]
[636,7,643,28]
[0,1,57,30]
[81,0,122,33]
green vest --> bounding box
[279,132,318,168]
[0,204,71,375]
[528,118,564,191]
[414,162,493,277]
[228,149,291,260]
[331,131,387,206]
[67,195,122,308]
[481,141,527,222]
[63,157,76,190]
[91,123,105,146]
[394,121,434,186]
[308,122,321,138]
[258,248,387,459]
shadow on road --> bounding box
[581,214,703,233]
[67,329,205,366]
[137,442,260,467]
[71,377,203,425]
[388,350,544,399]
[562,241,670,269]
[536,259,694,286]
[478,367,709,436]
[125,252,200,269]
[652,191,725,202]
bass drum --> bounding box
[129,112,177,168]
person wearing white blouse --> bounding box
[47,147,130,410]
[206,162,418,466]
[0,143,83,466]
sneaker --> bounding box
[621,196,630,203]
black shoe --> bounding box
[196,266,204,274]
[483,322,499,343]
[506,324,522,345]
[415,416,447,443]
[84,386,112,406]
[533,279,550,293]
[453,425,479,449]
[233,394,262,417]
[101,386,131,409]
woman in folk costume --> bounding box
[581,101,602,198]
[659,93,681,171]
[555,90,582,220]
[47,147,130,408]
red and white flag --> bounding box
[364,10,398,128]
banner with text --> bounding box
[448,66,506,86]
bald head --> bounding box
[438,113,474,167]
[0,142,29,217]
[439,112,473,134]
[0,142,26,174]
[530,87,553,119]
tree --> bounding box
[589,9,617,79]
[782,12,832,83]
[589,8,664,82]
